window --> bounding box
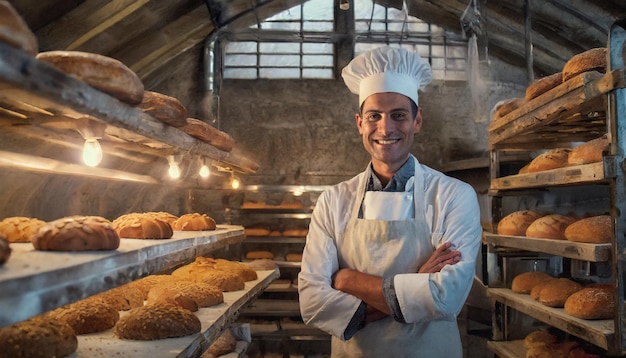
[222,0,467,81]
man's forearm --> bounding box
[333,268,391,315]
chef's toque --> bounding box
[342,46,432,107]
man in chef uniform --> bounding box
[298,45,482,357]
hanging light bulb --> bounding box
[339,0,350,10]
[82,138,103,167]
[167,155,181,179]
[199,158,210,179]
[230,173,240,189]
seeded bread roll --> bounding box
[497,210,544,236]
[536,278,583,308]
[525,72,563,101]
[125,274,177,299]
[0,216,45,243]
[135,91,188,127]
[528,148,572,173]
[0,316,77,358]
[147,280,223,308]
[172,263,245,292]
[32,215,120,251]
[114,304,201,340]
[511,271,554,294]
[564,215,612,244]
[568,135,609,166]
[526,214,577,240]
[0,1,38,55]
[36,50,144,105]
[0,232,10,266]
[113,213,173,239]
[172,213,216,231]
[564,286,614,319]
[562,47,607,82]
[47,296,119,334]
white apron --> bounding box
[332,159,462,358]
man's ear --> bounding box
[356,113,364,134]
[413,107,423,134]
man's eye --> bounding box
[365,114,381,122]
[392,113,408,121]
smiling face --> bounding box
[356,92,422,180]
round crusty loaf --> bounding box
[0,1,38,55]
[492,97,526,123]
[562,47,607,82]
[125,274,177,299]
[524,330,558,349]
[530,278,558,301]
[526,214,577,240]
[0,216,46,243]
[204,329,237,357]
[147,280,223,308]
[32,215,120,251]
[36,50,144,105]
[188,256,257,282]
[113,213,173,239]
[536,278,583,308]
[172,213,216,231]
[564,215,612,244]
[511,271,554,294]
[144,211,178,225]
[94,284,144,311]
[528,148,572,173]
[114,304,201,340]
[525,72,563,101]
[497,210,544,236]
[172,264,245,292]
[568,135,609,166]
[0,232,10,266]
[47,296,119,334]
[0,316,77,357]
[136,91,188,127]
[564,286,614,319]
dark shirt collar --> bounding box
[367,156,415,192]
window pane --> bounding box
[226,41,257,53]
[224,54,257,67]
[260,68,300,78]
[302,42,333,54]
[260,42,300,53]
[303,54,333,66]
[304,21,334,32]
[261,54,300,67]
[224,68,257,79]
[303,0,334,20]
[303,68,333,78]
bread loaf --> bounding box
[568,135,609,166]
[564,215,612,244]
[0,316,77,357]
[245,259,278,271]
[113,213,173,239]
[0,232,9,266]
[47,296,119,334]
[523,330,558,349]
[286,253,303,262]
[497,210,544,236]
[172,213,216,231]
[179,118,236,152]
[146,280,223,308]
[492,97,526,122]
[564,286,614,319]
[114,304,201,340]
[562,47,607,82]
[525,72,563,101]
[525,214,577,240]
[95,284,144,311]
[0,1,38,55]
[282,228,309,237]
[245,225,271,236]
[530,278,557,301]
[144,211,178,225]
[0,216,45,242]
[204,329,237,357]
[536,278,583,307]
[36,50,144,105]
[172,261,245,292]
[198,257,258,282]
[125,274,176,299]
[511,271,554,294]
[526,341,578,358]
[527,148,572,173]
[246,250,274,260]
[136,91,188,127]
[32,215,120,251]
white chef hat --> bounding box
[342,46,432,107]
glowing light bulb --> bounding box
[231,177,240,189]
[339,0,349,10]
[168,162,181,179]
[293,186,304,196]
[199,164,210,178]
[82,138,103,167]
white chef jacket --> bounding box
[298,155,482,356]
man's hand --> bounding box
[418,242,461,273]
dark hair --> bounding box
[359,97,419,118]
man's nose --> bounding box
[377,114,394,134]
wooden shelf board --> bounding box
[490,162,608,191]
[488,288,614,351]
[487,340,526,358]
[484,234,612,262]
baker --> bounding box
[298,46,482,357]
